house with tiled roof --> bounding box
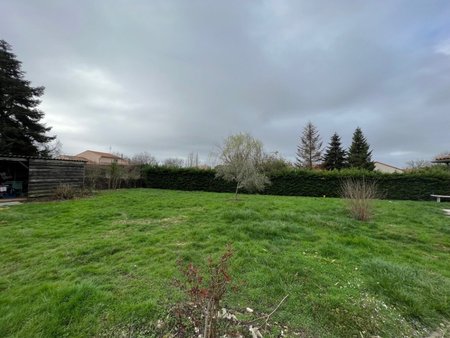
[432,154,450,165]
[374,161,404,173]
[74,150,129,165]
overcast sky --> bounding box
[1,0,450,167]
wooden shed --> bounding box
[0,155,86,198]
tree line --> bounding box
[296,122,375,171]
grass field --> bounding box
[0,189,449,337]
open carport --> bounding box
[0,155,86,198]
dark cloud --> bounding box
[1,0,449,166]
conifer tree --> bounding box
[323,132,347,170]
[296,121,322,169]
[347,127,375,170]
[0,40,54,156]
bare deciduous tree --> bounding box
[131,151,157,165]
[107,162,124,189]
[216,133,270,199]
[85,164,103,190]
[43,139,63,158]
[406,159,431,170]
[186,152,199,168]
[163,158,184,168]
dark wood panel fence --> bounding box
[28,159,85,198]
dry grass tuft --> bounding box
[341,178,378,221]
[113,216,187,226]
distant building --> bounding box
[374,161,404,174]
[432,154,450,166]
[65,150,129,165]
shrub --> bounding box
[341,178,378,221]
[53,184,77,200]
[171,245,235,337]
[159,246,291,337]
[406,164,450,175]
[52,184,92,200]
[84,164,103,190]
[85,164,143,190]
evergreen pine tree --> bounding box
[323,132,347,170]
[347,127,375,170]
[0,40,54,156]
[296,121,323,169]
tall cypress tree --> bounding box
[0,40,54,156]
[323,132,347,170]
[296,121,323,169]
[347,127,375,170]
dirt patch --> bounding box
[101,229,130,239]
[114,219,154,225]
[426,321,450,338]
[159,216,187,226]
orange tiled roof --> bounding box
[435,154,450,161]
[82,150,124,159]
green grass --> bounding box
[0,189,449,337]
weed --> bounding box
[170,245,235,337]
[52,184,92,200]
[53,184,78,200]
[341,178,378,221]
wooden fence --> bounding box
[28,159,85,198]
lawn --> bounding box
[0,189,449,337]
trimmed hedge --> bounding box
[143,166,450,201]
[143,167,235,193]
